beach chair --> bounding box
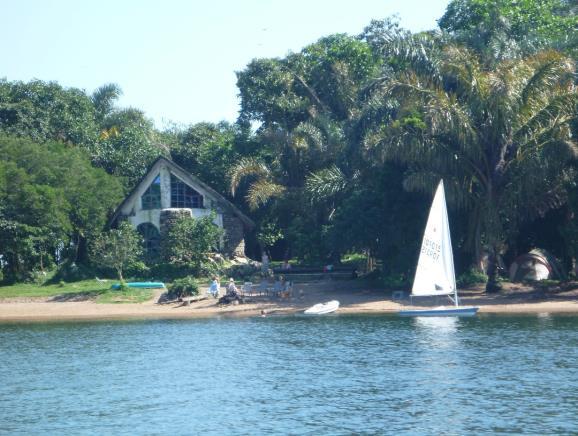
[255,281,268,296]
[241,282,253,297]
[270,281,284,298]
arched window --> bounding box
[137,223,160,260]
[171,174,203,208]
[141,175,161,210]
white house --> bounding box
[109,157,254,259]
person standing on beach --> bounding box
[261,252,269,274]
[209,277,220,298]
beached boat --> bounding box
[399,180,479,317]
[111,282,166,290]
[304,300,340,315]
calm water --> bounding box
[1,314,577,435]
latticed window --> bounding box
[137,222,160,260]
[141,175,161,210]
[170,174,203,208]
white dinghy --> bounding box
[399,180,479,317]
[304,300,340,315]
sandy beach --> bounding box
[1,280,578,323]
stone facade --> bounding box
[222,212,245,258]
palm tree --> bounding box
[365,33,578,292]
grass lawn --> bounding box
[0,278,154,303]
[95,288,154,304]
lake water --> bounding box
[1,314,577,435]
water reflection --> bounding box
[413,316,458,349]
[414,315,458,332]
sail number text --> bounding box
[421,237,441,261]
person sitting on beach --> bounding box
[226,278,239,296]
[218,278,243,305]
[208,277,220,298]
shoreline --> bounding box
[1,281,578,323]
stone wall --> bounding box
[222,212,245,258]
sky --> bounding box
[1,0,449,129]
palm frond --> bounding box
[521,52,575,108]
[229,157,271,196]
[305,166,348,203]
[245,180,286,210]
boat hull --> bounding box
[111,282,166,290]
[398,307,479,317]
[304,300,340,315]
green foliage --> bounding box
[0,136,123,282]
[0,79,98,145]
[95,287,153,304]
[364,32,578,289]
[89,222,143,281]
[439,0,578,61]
[90,108,165,187]
[162,214,224,273]
[50,261,95,284]
[168,276,199,299]
[381,274,410,290]
[457,269,488,288]
[256,222,283,251]
[168,121,242,195]
[0,278,109,299]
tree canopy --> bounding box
[1,0,578,291]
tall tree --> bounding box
[0,136,123,281]
[439,0,578,62]
[365,32,578,291]
[0,79,98,146]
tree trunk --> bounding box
[485,247,502,293]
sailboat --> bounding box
[398,180,479,317]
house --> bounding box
[109,157,254,259]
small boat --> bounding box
[398,180,479,317]
[304,300,340,315]
[111,282,166,290]
[398,306,478,317]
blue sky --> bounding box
[2,0,449,128]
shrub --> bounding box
[168,276,199,300]
[162,214,223,270]
[457,269,488,288]
[50,261,94,283]
[223,263,258,281]
[380,273,409,290]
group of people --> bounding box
[208,276,244,305]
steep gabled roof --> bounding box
[109,156,255,229]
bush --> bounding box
[223,263,258,281]
[168,276,199,300]
[457,269,488,288]
[50,261,94,284]
[380,273,409,290]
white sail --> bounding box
[411,180,456,297]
